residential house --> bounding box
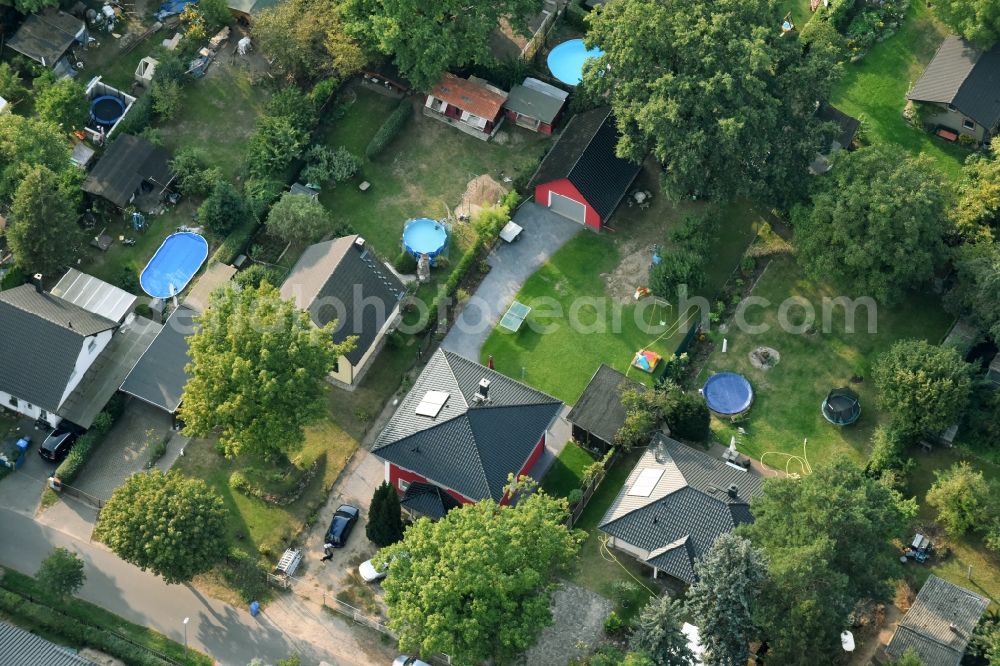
[809,103,860,175]
[6,9,87,77]
[280,236,404,389]
[424,74,507,141]
[82,134,173,209]
[907,35,1000,144]
[372,349,563,518]
[0,620,97,666]
[528,106,641,229]
[599,433,764,584]
[566,363,645,454]
[884,575,988,665]
[503,77,568,135]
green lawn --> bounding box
[702,255,954,468]
[831,0,967,181]
[482,194,760,404]
[541,442,596,498]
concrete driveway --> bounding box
[441,203,580,360]
[0,417,60,516]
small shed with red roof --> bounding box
[423,73,508,140]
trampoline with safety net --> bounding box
[821,387,861,426]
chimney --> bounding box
[949,623,963,637]
[32,273,43,293]
[354,236,366,251]
[477,378,490,401]
[727,484,738,499]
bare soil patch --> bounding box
[749,346,781,370]
[605,238,655,303]
[456,174,508,219]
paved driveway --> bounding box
[441,203,580,360]
[0,417,60,515]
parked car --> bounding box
[38,428,78,462]
[324,504,360,548]
[359,558,388,582]
[392,657,431,666]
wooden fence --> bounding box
[565,447,621,529]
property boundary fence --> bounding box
[565,447,621,529]
[58,481,104,510]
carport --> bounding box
[120,305,198,413]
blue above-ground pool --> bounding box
[547,39,604,86]
[703,372,754,416]
[403,218,448,263]
[140,232,209,299]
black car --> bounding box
[324,504,360,548]
[38,428,78,462]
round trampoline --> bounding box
[403,218,448,263]
[703,372,754,416]
[822,387,861,426]
[547,39,604,86]
[90,95,126,127]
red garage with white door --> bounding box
[529,107,642,230]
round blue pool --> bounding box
[547,39,604,86]
[403,218,448,262]
[703,372,754,416]
[90,95,126,127]
[140,232,209,299]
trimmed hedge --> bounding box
[366,100,412,159]
[211,218,257,265]
[53,399,121,484]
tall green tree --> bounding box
[345,0,541,90]
[198,181,248,234]
[583,0,841,205]
[265,192,331,243]
[34,77,89,130]
[366,481,405,547]
[36,547,86,600]
[936,0,1000,47]
[926,462,992,537]
[952,138,1000,241]
[872,339,973,437]
[686,534,767,666]
[743,459,915,664]
[94,470,228,584]
[0,63,27,104]
[245,114,308,179]
[629,594,695,666]
[949,240,1000,343]
[374,492,583,664]
[0,114,72,203]
[792,145,950,303]
[253,0,365,80]
[7,165,80,275]
[180,283,353,459]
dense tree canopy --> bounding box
[936,0,1000,47]
[366,481,405,547]
[36,547,86,600]
[583,0,841,205]
[743,459,915,664]
[952,138,1000,240]
[375,491,583,664]
[792,145,950,303]
[94,470,228,584]
[926,462,993,537]
[180,283,352,459]
[872,339,973,437]
[253,0,365,80]
[7,165,80,275]
[34,77,89,131]
[344,0,541,90]
[0,114,73,203]
[265,192,331,243]
[948,240,1000,347]
[198,181,248,234]
[629,594,695,666]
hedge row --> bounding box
[54,395,126,483]
[211,217,258,266]
[366,100,412,159]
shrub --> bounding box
[610,580,641,607]
[113,93,153,136]
[211,219,258,265]
[198,181,248,234]
[245,114,308,179]
[234,263,281,289]
[567,488,583,506]
[265,87,318,132]
[135,303,153,319]
[565,1,588,31]
[229,470,250,493]
[223,549,269,603]
[170,148,222,198]
[604,610,626,635]
[366,101,412,159]
[309,77,339,109]
[54,405,119,483]
[665,391,710,441]
[243,177,284,220]
[115,264,140,294]
[301,145,360,184]
[394,251,418,274]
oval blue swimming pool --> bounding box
[547,39,604,86]
[140,232,209,299]
[403,218,448,262]
[702,372,754,416]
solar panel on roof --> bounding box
[627,468,664,497]
[415,390,450,417]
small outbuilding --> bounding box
[809,103,860,174]
[82,134,173,209]
[567,363,646,454]
[424,73,507,141]
[503,77,567,134]
[134,56,158,87]
[6,8,87,76]
[528,106,641,229]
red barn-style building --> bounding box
[528,106,641,230]
[371,349,562,519]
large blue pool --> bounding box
[547,39,604,86]
[403,218,448,262]
[140,232,209,299]
[702,372,754,416]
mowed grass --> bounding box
[541,442,596,498]
[702,255,954,468]
[831,0,967,181]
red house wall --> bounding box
[533,178,601,230]
[504,109,555,135]
[500,434,546,506]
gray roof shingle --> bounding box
[504,79,567,125]
[566,364,645,446]
[908,36,1000,129]
[0,621,97,666]
[82,135,173,208]
[885,575,988,666]
[119,304,198,413]
[400,481,462,519]
[280,235,404,366]
[372,349,562,502]
[0,284,117,412]
[599,434,764,583]
[6,9,83,67]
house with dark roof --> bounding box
[884,575,988,665]
[528,107,641,230]
[907,35,1000,144]
[599,434,763,584]
[566,364,645,454]
[280,236,404,389]
[809,103,860,175]
[0,621,97,665]
[424,73,508,140]
[6,8,87,76]
[372,349,563,518]
[503,77,567,135]
[82,134,173,209]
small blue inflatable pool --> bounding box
[547,39,604,86]
[703,372,754,415]
[403,218,448,262]
[140,232,209,299]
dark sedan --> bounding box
[324,504,360,548]
[38,428,78,462]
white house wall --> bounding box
[57,328,114,407]
[1,390,61,428]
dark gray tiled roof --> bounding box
[908,36,1000,129]
[82,135,173,208]
[0,621,97,665]
[816,103,860,151]
[280,236,403,366]
[599,434,764,583]
[566,364,645,446]
[400,481,462,519]
[886,575,988,666]
[120,305,198,413]
[373,349,562,502]
[504,81,566,124]
[0,284,117,412]
[528,107,641,220]
[6,9,83,67]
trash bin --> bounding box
[249,601,260,617]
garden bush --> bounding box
[234,263,281,288]
[394,250,418,274]
[211,219,258,265]
[567,488,583,506]
[112,93,153,136]
[301,145,360,184]
[366,100,412,159]
[565,0,588,31]
[198,181,248,234]
[170,147,222,198]
[54,404,120,483]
